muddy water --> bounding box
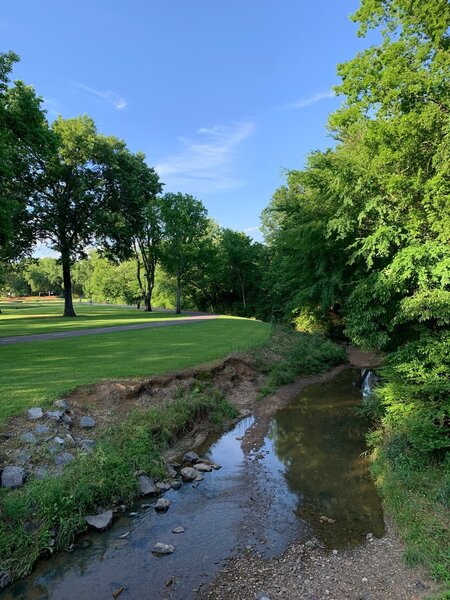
[4,368,384,600]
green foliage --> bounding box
[0,388,238,579]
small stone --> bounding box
[332,549,338,555]
[62,414,73,426]
[194,474,204,481]
[156,482,171,492]
[20,432,37,444]
[54,452,75,466]
[152,542,174,555]
[194,463,212,472]
[54,436,65,445]
[141,503,151,508]
[0,571,12,590]
[15,450,32,465]
[79,415,96,428]
[182,451,199,464]
[34,466,49,480]
[172,526,185,534]
[361,577,368,584]
[256,593,271,600]
[1,466,26,488]
[129,512,138,517]
[138,474,158,496]
[118,531,130,539]
[54,399,69,410]
[46,410,63,421]
[85,510,113,531]
[154,498,170,512]
[167,464,177,478]
[305,540,315,548]
[212,463,222,470]
[180,467,200,481]
[79,439,95,452]
[170,480,182,490]
[35,424,51,436]
[28,407,43,420]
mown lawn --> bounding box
[0,317,270,422]
[0,300,187,338]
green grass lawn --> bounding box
[0,300,188,338]
[0,317,270,422]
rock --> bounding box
[62,414,73,426]
[85,510,113,531]
[54,399,69,410]
[152,542,175,555]
[332,549,338,555]
[182,451,199,464]
[54,452,75,466]
[138,474,158,496]
[34,466,49,480]
[118,531,130,539]
[154,498,170,512]
[172,526,185,534]
[212,463,222,470]
[256,593,271,600]
[79,439,95,452]
[35,424,51,436]
[194,474,204,481]
[167,464,177,478]
[170,480,182,490]
[15,450,32,465]
[20,432,37,444]
[194,463,212,472]
[180,467,200,481]
[28,407,43,420]
[54,436,65,445]
[129,512,138,517]
[112,585,126,599]
[79,415,96,428]
[0,571,12,590]
[156,482,171,492]
[46,410,63,421]
[1,466,26,488]
[361,577,368,584]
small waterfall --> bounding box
[361,369,376,399]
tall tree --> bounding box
[0,52,50,284]
[159,193,208,314]
[32,116,127,317]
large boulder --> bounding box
[1,466,26,489]
[182,451,199,464]
[79,416,96,428]
[138,474,158,496]
[85,510,113,531]
[180,467,200,481]
[28,407,43,421]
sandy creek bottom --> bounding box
[4,369,384,600]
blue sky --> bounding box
[2,1,377,245]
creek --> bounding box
[4,368,384,600]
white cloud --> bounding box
[74,83,127,111]
[243,226,259,233]
[155,121,255,194]
[284,90,334,110]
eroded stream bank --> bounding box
[4,364,431,600]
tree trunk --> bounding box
[61,252,76,317]
[144,292,152,312]
[176,269,181,314]
[238,272,246,308]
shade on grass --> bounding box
[0,317,270,422]
[0,301,188,338]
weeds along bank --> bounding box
[0,328,345,588]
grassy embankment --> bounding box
[0,316,270,422]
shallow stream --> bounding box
[4,368,384,599]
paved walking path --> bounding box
[0,315,218,346]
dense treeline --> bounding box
[262,0,450,578]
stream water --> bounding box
[4,368,384,600]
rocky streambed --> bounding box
[1,356,439,600]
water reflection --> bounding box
[267,368,385,547]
